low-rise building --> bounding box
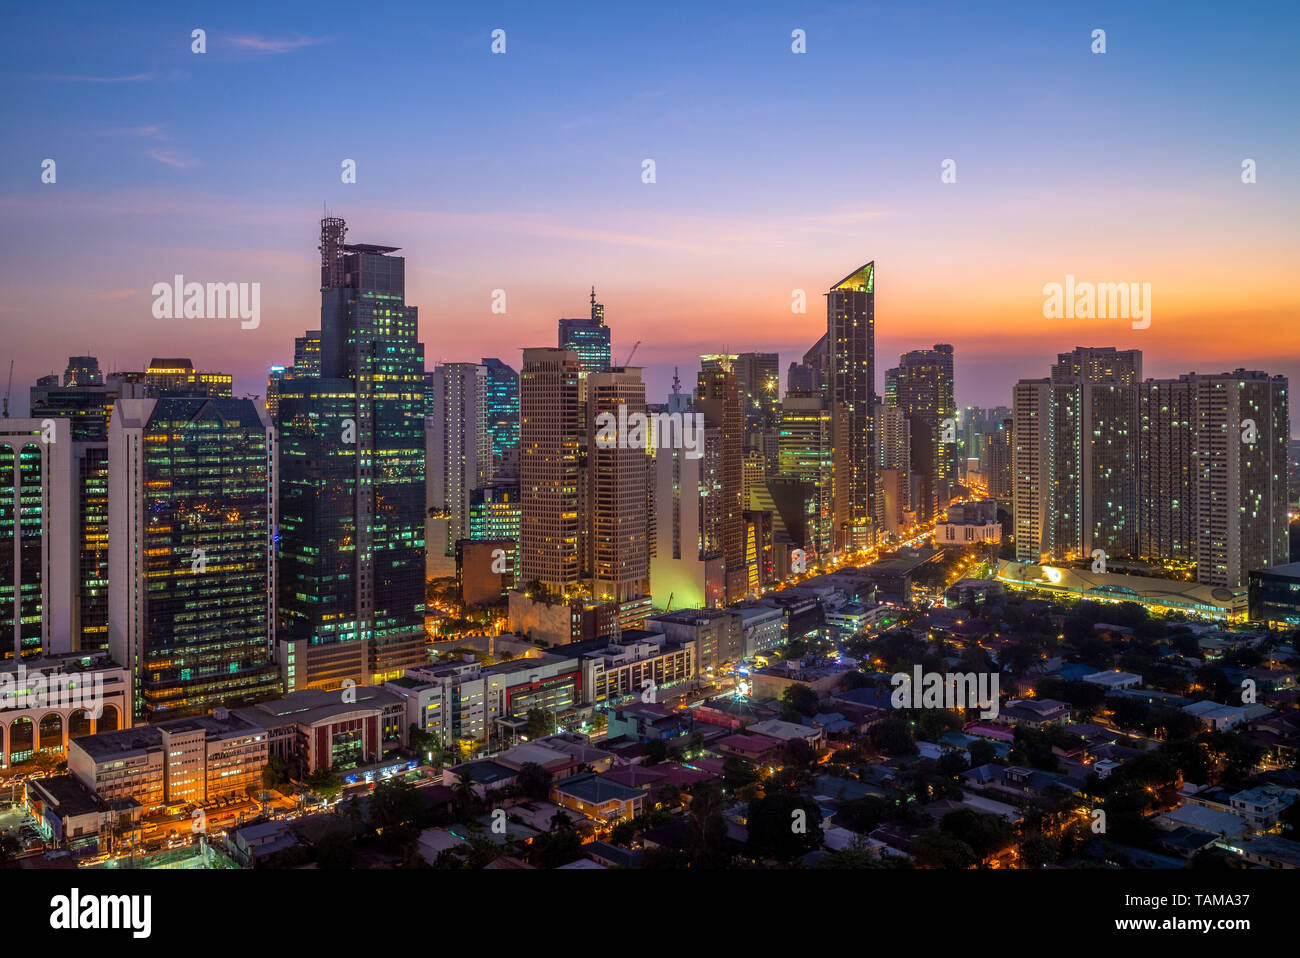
[551,773,645,825]
[67,707,267,811]
[235,688,404,775]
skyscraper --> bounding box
[481,357,520,477]
[109,397,281,719]
[777,395,834,555]
[890,344,956,520]
[697,356,746,603]
[519,347,583,595]
[1138,375,1199,563]
[1013,347,1141,563]
[874,403,912,536]
[827,263,876,550]
[29,358,118,652]
[558,288,612,375]
[1194,371,1289,588]
[586,367,651,624]
[275,218,428,692]
[427,363,491,575]
[0,417,75,659]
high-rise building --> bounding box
[0,418,76,659]
[874,403,912,536]
[143,358,233,397]
[777,395,834,555]
[984,417,1014,502]
[1194,371,1289,588]
[481,357,520,477]
[1013,347,1141,563]
[827,263,877,551]
[558,288,611,375]
[651,428,727,611]
[519,347,583,595]
[109,397,281,719]
[586,367,651,623]
[1138,375,1199,562]
[29,360,119,652]
[468,480,521,547]
[890,344,956,521]
[697,356,746,603]
[787,334,828,397]
[275,218,428,692]
[427,363,491,576]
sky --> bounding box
[1,0,1297,417]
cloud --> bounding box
[97,124,167,140]
[39,73,156,83]
[146,149,199,169]
[224,34,328,54]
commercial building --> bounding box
[997,559,1246,621]
[646,608,743,674]
[275,217,429,692]
[427,362,491,575]
[481,357,520,476]
[827,263,877,551]
[235,686,405,775]
[68,707,268,810]
[0,652,129,767]
[936,499,1001,548]
[778,395,834,555]
[0,417,76,658]
[109,397,281,719]
[697,356,746,603]
[519,348,583,596]
[888,343,956,521]
[557,289,612,375]
[1249,562,1300,627]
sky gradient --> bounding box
[2,0,1297,416]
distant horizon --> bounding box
[3,1,1297,422]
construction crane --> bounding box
[2,360,11,418]
[622,341,641,367]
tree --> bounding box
[0,832,21,865]
[968,739,996,768]
[868,717,918,757]
[745,789,823,862]
[371,778,425,833]
[261,754,288,790]
[940,809,1014,864]
[525,708,555,740]
[1020,833,1059,868]
[686,784,732,868]
[911,829,977,869]
[780,684,820,719]
[515,762,553,801]
[314,830,357,869]
[645,738,669,765]
[722,756,758,793]
[306,767,341,801]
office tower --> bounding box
[1195,371,1289,588]
[827,263,877,551]
[651,425,727,610]
[777,395,834,555]
[891,343,956,521]
[109,397,281,719]
[1013,347,1141,563]
[787,334,828,397]
[29,361,119,653]
[874,403,912,536]
[266,365,286,420]
[143,358,233,397]
[63,356,103,387]
[427,363,491,576]
[293,331,322,377]
[586,367,651,624]
[558,288,612,375]
[697,356,746,603]
[519,348,583,595]
[735,352,781,470]
[481,357,520,477]
[468,480,521,546]
[0,418,75,659]
[276,217,428,692]
[1138,375,1198,562]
